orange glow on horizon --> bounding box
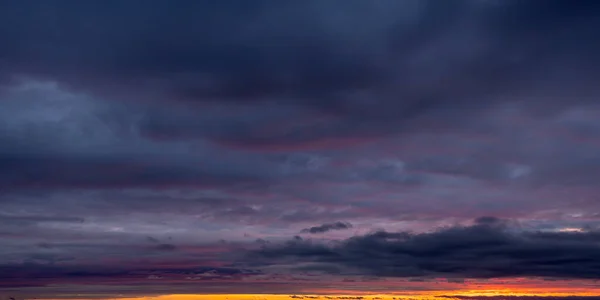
[42,289,600,300]
[33,278,600,300]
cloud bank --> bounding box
[253,218,600,279]
[1,0,600,298]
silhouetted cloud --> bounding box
[301,222,353,234]
[253,218,600,279]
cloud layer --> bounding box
[1,0,600,298]
[252,218,600,279]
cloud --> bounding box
[301,222,353,234]
[0,261,260,289]
[154,243,177,251]
[0,214,84,225]
[2,1,600,297]
[251,217,600,279]
[0,81,284,190]
[1,1,599,149]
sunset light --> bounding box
[2,1,600,300]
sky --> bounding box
[2,0,600,299]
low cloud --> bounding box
[253,218,600,279]
[301,222,353,234]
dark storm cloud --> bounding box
[2,0,600,147]
[0,0,599,191]
[301,222,353,234]
[0,81,281,189]
[251,218,600,279]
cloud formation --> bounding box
[301,222,353,234]
[1,0,600,298]
[2,0,600,149]
[253,218,600,279]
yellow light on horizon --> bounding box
[41,289,600,300]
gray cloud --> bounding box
[301,222,353,234]
[1,1,599,148]
[0,82,282,190]
[0,215,84,225]
[0,1,599,191]
[1,1,600,297]
[252,217,600,279]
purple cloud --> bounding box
[1,0,600,298]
